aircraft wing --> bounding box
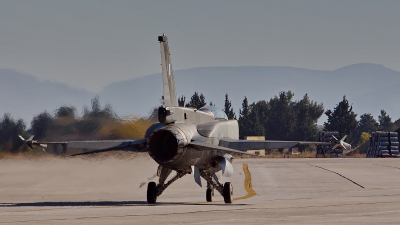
[20,136,148,156]
[219,139,331,151]
[189,141,258,156]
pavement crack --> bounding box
[307,163,365,189]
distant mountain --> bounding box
[99,63,400,123]
[2,63,400,125]
[0,69,95,124]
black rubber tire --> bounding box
[223,182,233,204]
[147,182,157,204]
[206,188,214,202]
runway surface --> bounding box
[1,154,400,224]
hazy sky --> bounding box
[1,1,399,92]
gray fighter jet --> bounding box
[21,34,350,204]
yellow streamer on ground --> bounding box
[233,163,257,201]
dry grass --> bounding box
[240,149,367,158]
[345,150,366,158]
[267,150,317,158]
[237,150,319,158]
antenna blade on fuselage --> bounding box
[159,34,178,107]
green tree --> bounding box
[324,96,357,138]
[178,96,186,107]
[30,111,53,140]
[223,93,236,120]
[55,106,76,118]
[265,91,296,140]
[185,92,206,109]
[352,113,378,145]
[357,113,378,133]
[378,110,392,130]
[83,95,116,118]
[238,96,250,139]
[293,94,324,141]
[0,114,15,147]
[0,114,27,151]
[247,100,269,137]
[238,92,323,141]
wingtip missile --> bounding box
[18,135,47,151]
[331,135,351,150]
[18,135,35,149]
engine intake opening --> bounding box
[148,129,178,162]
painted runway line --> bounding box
[234,164,257,201]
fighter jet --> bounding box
[21,34,351,204]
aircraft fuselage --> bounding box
[147,118,239,172]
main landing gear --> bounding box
[146,169,233,204]
[146,171,187,204]
[201,171,233,204]
[223,182,233,204]
[206,188,214,202]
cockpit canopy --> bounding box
[198,106,228,120]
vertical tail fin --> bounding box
[158,34,179,107]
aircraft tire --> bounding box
[147,182,157,204]
[223,182,233,204]
[206,188,214,202]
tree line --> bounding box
[178,91,394,145]
[0,91,396,153]
[0,96,153,152]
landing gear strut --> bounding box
[146,171,187,204]
[200,171,233,204]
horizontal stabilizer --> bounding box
[189,141,257,156]
[71,138,148,156]
[219,139,331,151]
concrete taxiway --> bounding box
[1,154,400,224]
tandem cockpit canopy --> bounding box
[198,106,228,121]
